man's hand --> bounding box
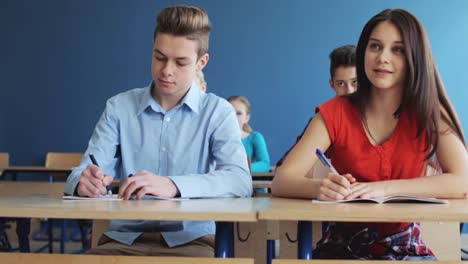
[77,164,113,197]
[118,170,179,200]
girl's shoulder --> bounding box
[244,131,266,144]
[317,96,355,113]
[316,96,358,125]
[250,131,266,139]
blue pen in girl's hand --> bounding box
[315,148,339,175]
[316,148,352,194]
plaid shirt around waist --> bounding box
[314,222,435,260]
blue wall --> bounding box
[1,0,468,166]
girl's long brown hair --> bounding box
[349,8,465,158]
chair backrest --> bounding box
[0,153,9,167]
[45,152,82,169]
[45,152,82,179]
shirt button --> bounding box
[165,117,171,122]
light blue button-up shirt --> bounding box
[65,82,252,247]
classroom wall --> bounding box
[1,0,468,166]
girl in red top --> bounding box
[272,9,468,260]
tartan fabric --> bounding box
[314,222,436,260]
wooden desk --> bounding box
[0,196,269,258]
[0,181,65,198]
[259,198,468,260]
[0,166,72,180]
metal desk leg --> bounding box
[16,218,31,252]
[60,220,66,253]
[297,221,313,259]
[215,221,234,258]
[48,219,53,253]
[267,239,275,264]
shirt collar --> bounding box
[136,82,157,115]
[181,81,201,114]
[137,81,201,115]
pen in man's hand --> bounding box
[89,153,99,167]
[89,153,112,195]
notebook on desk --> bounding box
[312,195,448,204]
[63,194,190,201]
[63,194,121,201]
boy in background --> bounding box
[329,44,357,95]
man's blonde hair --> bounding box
[154,5,211,58]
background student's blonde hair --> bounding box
[228,96,253,133]
[195,70,207,92]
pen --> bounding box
[315,148,352,194]
[89,153,112,195]
[89,153,99,167]
[315,148,338,175]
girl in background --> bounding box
[228,96,271,172]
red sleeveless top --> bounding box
[317,96,428,236]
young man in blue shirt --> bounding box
[65,5,252,257]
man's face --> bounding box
[151,33,208,99]
[329,66,357,96]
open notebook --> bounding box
[312,195,448,204]
[63,194,189,201]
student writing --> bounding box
[65,5,251,257]
[272,8,468,260]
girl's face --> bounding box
[364,21,407,93]
[230,100,250,131]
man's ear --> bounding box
[197,53,209,71]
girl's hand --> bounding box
[344,181,387,200]
[318,173,356,200]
